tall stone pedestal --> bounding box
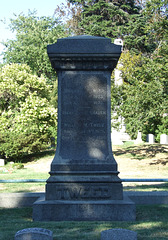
[33,36,135,221]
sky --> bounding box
[0,0,66,60]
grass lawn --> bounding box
[0,205,168,240]
[0,143,167,192]
[0,143,167,239]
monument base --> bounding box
[33,194,136,221]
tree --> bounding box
[0,64,57,160]
[59,0,152,53]
[144,0,168,54]
[1,11,67,81]
[145,0,168,40]
[54,1,83,35]
[116,50,168,141]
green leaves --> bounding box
[0,64,50,111]
[0,64,57,160]
[115,50,168,141]
[1,11,67,81]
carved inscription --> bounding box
[54,186,111,200]
[59,72,109,159]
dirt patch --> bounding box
[24,144,168,178]
[24,156,52,173]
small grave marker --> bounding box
[101,228,137,240]
[0,159,4,166]
[147,134,155,144]
[160,134,168,144]
[15,228,53,240]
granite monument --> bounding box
[33,35,135,221]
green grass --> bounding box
[0,145,168,239]
[0,168,49,192]
[124,183,168,192]
[0,143,168,192]
[0,205,168,240]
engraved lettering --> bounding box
[68,188,81,199]
[102,188,111,198]
[62,111,73,115]
[84,123,105,128]
[55,187,111,200]
[80,188,90,198]
[62,123,75,128]
[90,111,106,115]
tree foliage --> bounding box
[0,64,57,160]
[56,0,154,53]
[116,48,168,141]
[1,11,67,81]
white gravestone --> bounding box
[0,159,4,166]
[147,134,155,144]
[160,134,168,144]
[134,131,143,144]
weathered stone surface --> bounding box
[46,182,123,201]
[33,194,135,221]
[47,35,121,55]
[101,228,137,240]
[15,228,53,240]
[33,35,135,221]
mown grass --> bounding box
[0,143,167,192]
[0,144,168,239]
[0,205,168,240]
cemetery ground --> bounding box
[0,143,168,239]
[0,205,168,240]
[0,142,167,192]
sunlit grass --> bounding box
[0,205,167,240]
[0,143,167,192]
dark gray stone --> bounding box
[101,229,137,240]
[15,228,53,240]
[33,35,135,221]
[47,35,121,55]
[33,194,135,221]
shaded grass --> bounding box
[0,205,168,240]
[0,143,167,193]
[124,182,168,191]
[113,143,168,160]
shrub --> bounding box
[0,63,57,160]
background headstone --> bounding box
[134,131,143,144]
[15,228,53,240]
[0,159,4,166]
[160,134,168,144]
[101,228,137,240]
[146,134,155,144]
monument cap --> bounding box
[47,35,122,56]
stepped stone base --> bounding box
[33,194,135,221]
